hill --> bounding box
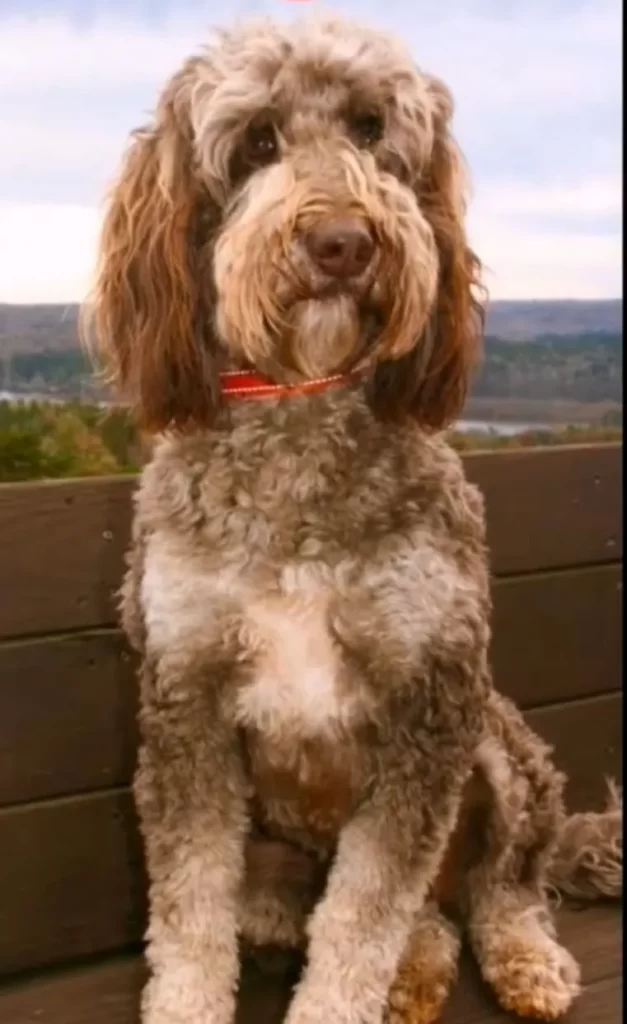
[484,299,622,341]
[0,299,622,354]
[0,303,80,354]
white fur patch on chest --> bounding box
[140,540,360,740]
[140,540,243,655]
[236,582,359,742]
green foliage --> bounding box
[473,332,622,403]
[0,400,621,484]
[447,422,623,452]
[0,401,140,482]
[8,348,91,389]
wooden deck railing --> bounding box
[0,443,622,1023]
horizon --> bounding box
[0,0,621,304]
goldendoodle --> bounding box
[84,14,621,1024]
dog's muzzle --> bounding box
[303,218,376,279]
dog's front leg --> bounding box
[284,743,470,1024]
[134,659,249,1024]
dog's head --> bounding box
[86,17,484,431]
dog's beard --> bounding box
[216,265,431,382]
[284,294,363,378]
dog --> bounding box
[84,15,622,1024]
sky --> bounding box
[0,0,622,303]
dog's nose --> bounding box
[304,219,376,278]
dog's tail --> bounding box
[546,780,623,901]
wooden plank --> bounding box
[0,906,620,1024]
[0,614,618,826]
[0,790,146,977]
[0,954,296,1024]
[0,956,144,1024]
[527,693,623,812]
[464,444,622,576]
[0,694,620,977]
[0,564,619,807]
[0,476,132,639]
[0,445,621,638]
[491,564,622,709]
[0,631,137,806]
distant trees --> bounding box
[1,332,622,406]
[0,402,139,482]
[1,349,95,397]
[0,400,621,483]
[471,333,622,404]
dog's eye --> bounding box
[349,110,384,147]
[242,122,278,165]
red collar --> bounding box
[219,369,357,400]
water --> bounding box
[1,389,65,404]
[456,419,550,436]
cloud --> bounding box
[475,177,622,222]
[471,225,622,300]
[467,173,623,299]
[0,201,100,304]
[0,0,621,302]
[0,12,198,92]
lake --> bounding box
[456,419,550,436]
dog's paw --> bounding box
[386,968,456,1024]
[142,961,236,1024]
[480,934,581,1021]
[385,912,461,1024]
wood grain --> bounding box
[0,475,132,639]
[0,906,620,1024]
[0,631,138,806]
[464,443,622,576]
[0,790,146,976]
[0,693,620,978]
[0,445,621,638]
[490,563,622,709]
[527,693,623,811]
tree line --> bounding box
[471,332,622,404]
[1,331,622,406]
[0,399,621,484]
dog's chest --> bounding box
[141,542,366,843]
[237,587,367,847]
[236,585,361,738]
[141,541,364,735]
[244,728,365,853]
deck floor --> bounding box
[0,905,620,1024]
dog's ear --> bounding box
[369,77,484,430]
[83,67,220,432]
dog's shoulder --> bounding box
[396,426,487,548]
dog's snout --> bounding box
[304,219,376,278]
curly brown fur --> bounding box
[547,780,622,901]
[84,13,620,1024]
[241,693,622,1023]
[121,392,491,1024]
